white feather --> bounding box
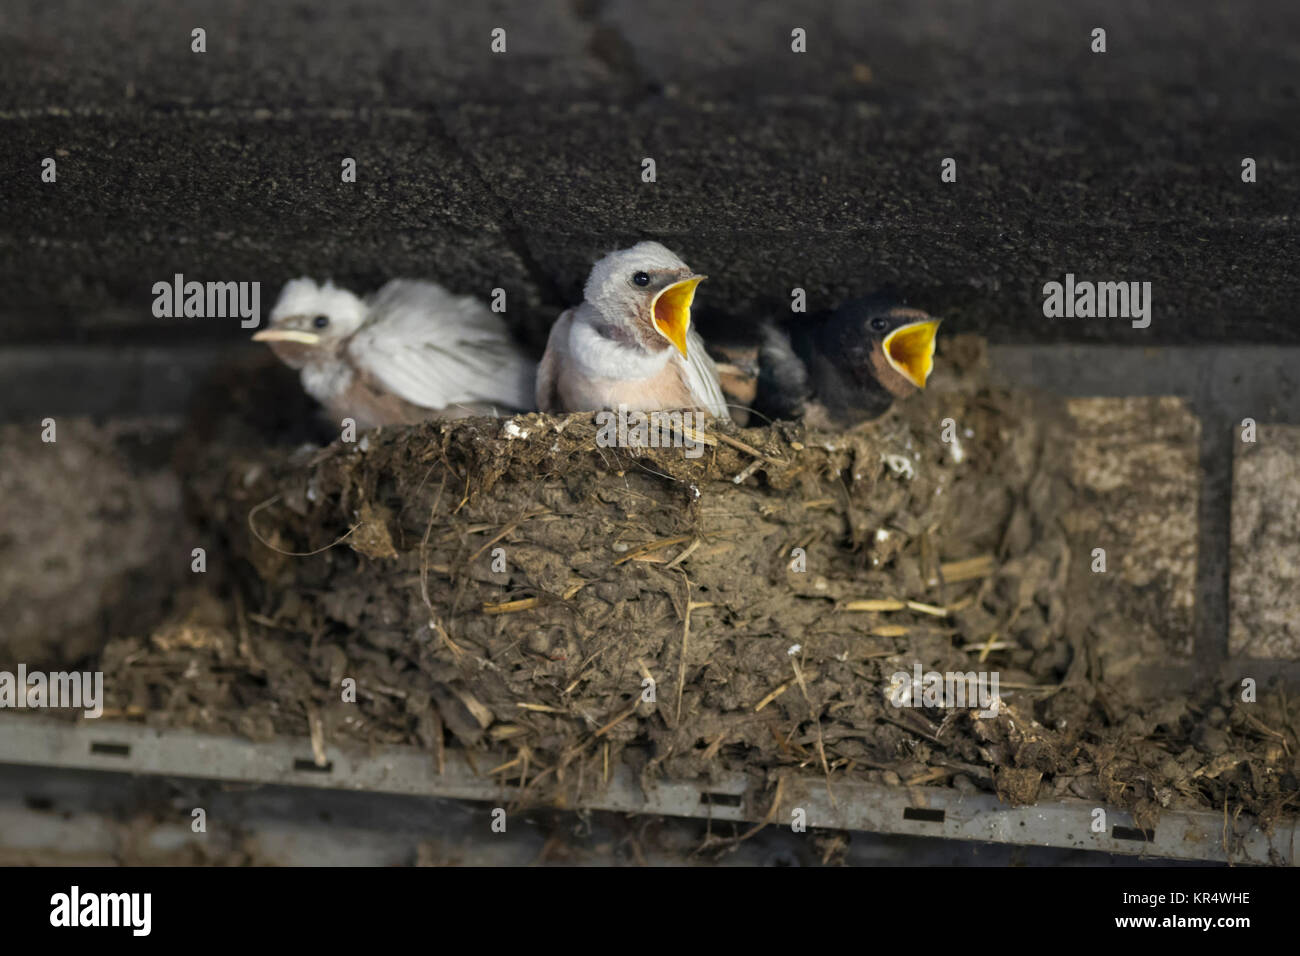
[682,326,730,419]
[347,280,535,413]
[271,278,367,334]
[567,304,672,382]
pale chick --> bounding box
[253,278,536,430]
[535,242,730,419]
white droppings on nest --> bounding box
[787,644,802,656]
[949,433,965,464]
[813,577,828,591]
[306,484,319,503]
[688,484,701,499]
[358,434,370,452]
[882,453,915,480]
[612,542,630,553]
[875,528,891,542]
[502,420,529,440]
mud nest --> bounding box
[95,337,1300,833]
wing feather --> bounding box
[347,280,535,414]
[682,326,731,419]
[534,309,572,413]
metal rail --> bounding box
[0,716,1291,865]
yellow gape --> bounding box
[652,275,706,357]
[883,319,942,388]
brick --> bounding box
[1230,424,1300,659]
[1064,397,1200,668]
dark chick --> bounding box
[729,295,940,428]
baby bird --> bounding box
[714,294,941,428]
[535,242,730,419]
[253,278,536,429]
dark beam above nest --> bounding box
[1,0,1297,347]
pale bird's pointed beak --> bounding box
[883,318,941,388]
[652,274,706,357]
[252,328,322,346]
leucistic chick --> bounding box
[253,278,536,429]
[535,242,730,418]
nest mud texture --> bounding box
[96,338,1299,832]
[0,419,185,666]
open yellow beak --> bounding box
[883,319,941,388]
[652,275,705,357]
[252,328,322,346]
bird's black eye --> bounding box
[633,271,650,287]
[312,314,330,329]
[869,316,890,332]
